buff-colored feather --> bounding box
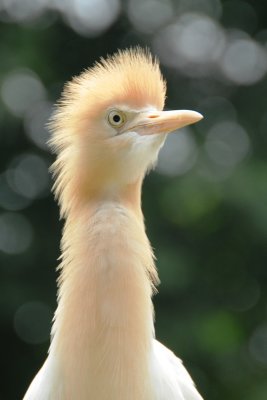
[49,48,166,218]
[23,48,203,400]
[50,48,162,400]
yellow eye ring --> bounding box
[107,110,126,128]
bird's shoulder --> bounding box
[22,356,62,400]
[151,339,203,400]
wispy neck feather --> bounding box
[50,184,159,399]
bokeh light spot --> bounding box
[14,301,52,344]
[0,174,31,211]
[153,14,225,77]
[6,153,50,200]
[205,121,250,168]
[128,0,173,34]
[24,101,52,150]
[1,69,46,117]
[156,128,198,176]
[1,0,46,22]
[0,212,33,254]
[177,14,225,64]
[63,0,121,37]
[221,38,267,85]
[177,0,222,19]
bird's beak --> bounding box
[131,110,203,136]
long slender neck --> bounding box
[50,179,159,400]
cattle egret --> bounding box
[23,48,204,400]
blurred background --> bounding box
[0,0,267,399]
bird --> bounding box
[23,47,203,400]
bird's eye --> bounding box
[107,110,126,128]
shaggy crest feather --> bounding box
[49,47,166,153]
[48,48,166,218]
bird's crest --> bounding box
[49,47,166,153]
[48,48,166,217]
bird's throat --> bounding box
[50,184,158,399]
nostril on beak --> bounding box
[148,114,159,118]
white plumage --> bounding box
[25,340,203,400]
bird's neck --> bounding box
[50,179,158,400]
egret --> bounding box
[23,48,204,400]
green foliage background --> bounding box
[0,1,267,399]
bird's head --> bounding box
[49,48,202,216]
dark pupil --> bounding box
[113,114,121,123]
